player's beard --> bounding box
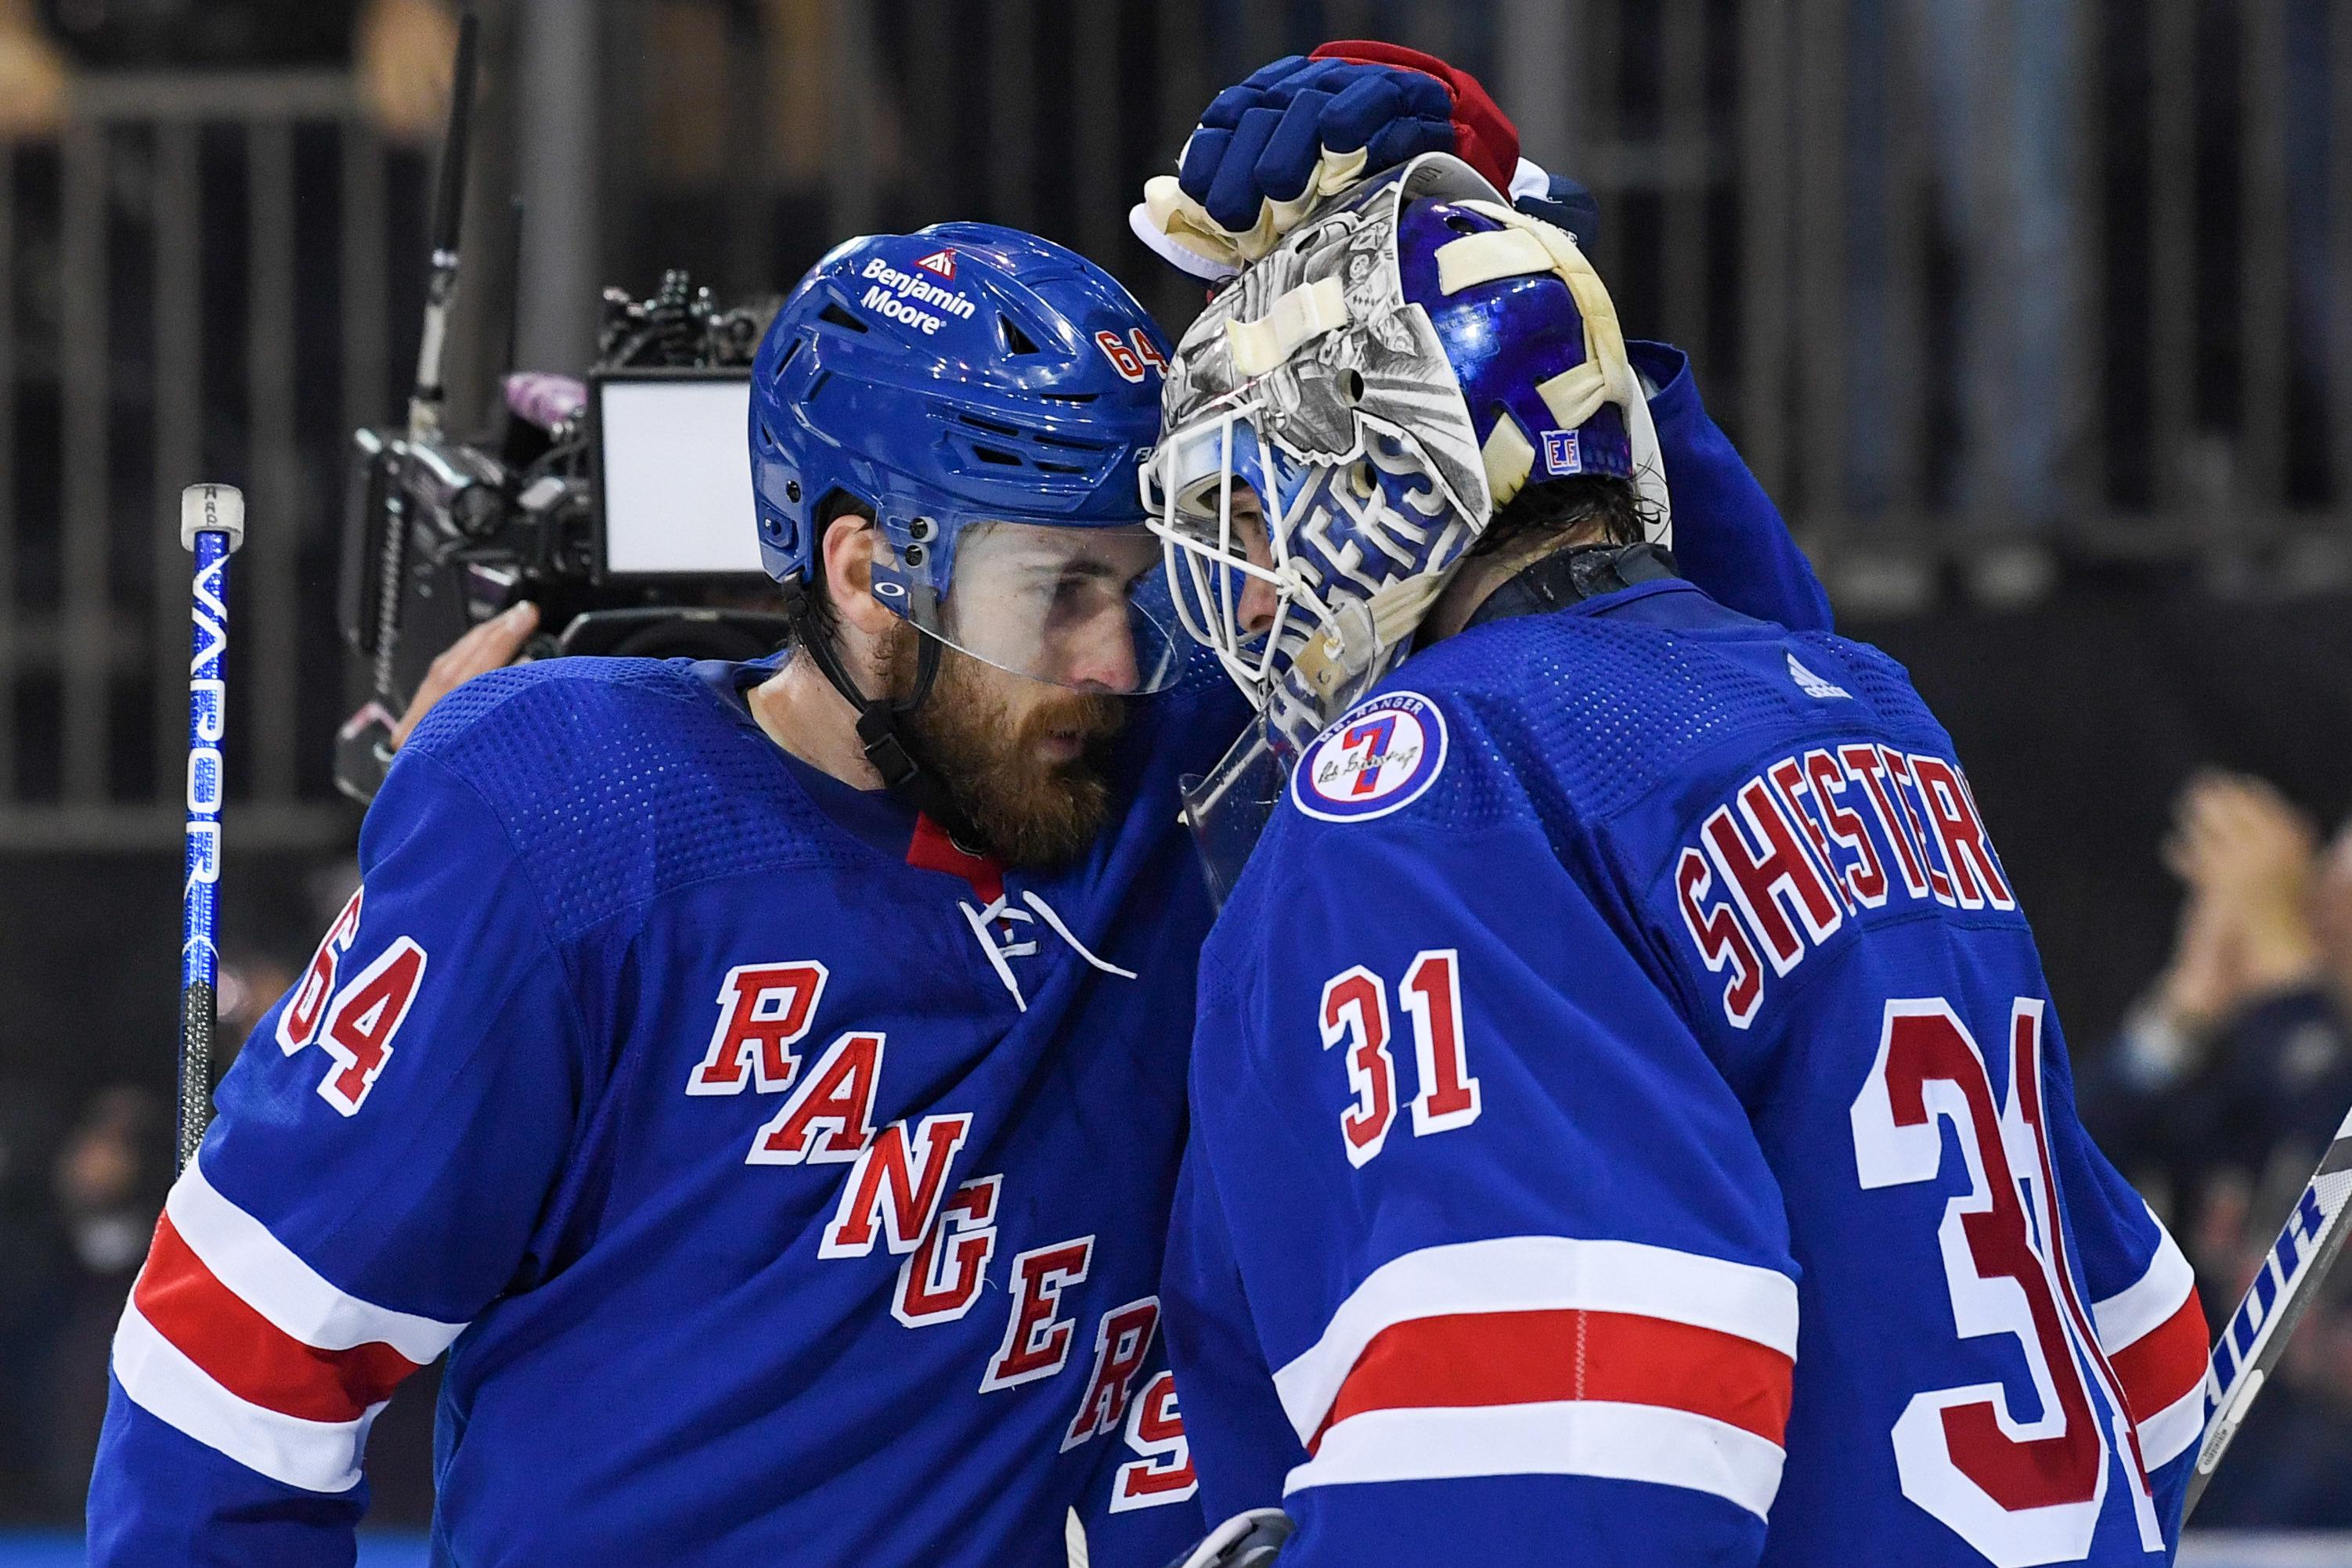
[882,629,1126,868]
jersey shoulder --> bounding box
[384,657,854,938]
[1364,586,1955,826]
[1225,588,1953,915]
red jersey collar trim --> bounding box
[906,813,1005,904]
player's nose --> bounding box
[1064,615,1141,694]
[1238,575,1279,636]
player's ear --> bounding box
[821,514,898,638]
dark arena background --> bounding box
[2,1,2351,1563]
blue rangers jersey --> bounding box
[88,339,1818,1568]
[91,652,1231,1567]
[1165,579,2210,1566]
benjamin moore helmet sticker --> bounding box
[855,254,977,335]
[1291,692,1449,823]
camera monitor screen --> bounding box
[596,373,767,577]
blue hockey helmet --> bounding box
[751,223,1182,694]
[1145,153,1671,752]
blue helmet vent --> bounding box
[815,301,868,334]
[749,222,1170,589]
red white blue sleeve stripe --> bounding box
[1273,1235,1799,1518]
[109,1157,464,1493]
[2089,1223,2208,1469]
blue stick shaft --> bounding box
[179,529,232,1174]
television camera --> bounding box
[335,16,785,802]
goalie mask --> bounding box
[1143,153,1672,756]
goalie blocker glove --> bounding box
[1131,42,1598,279]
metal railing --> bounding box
[797,0,2349,603]
[0,72,417,851]
[1726,0,2352,592]
[5,0,2345,849]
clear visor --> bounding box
[889,520,1183,694]
[1178,722,1287,910]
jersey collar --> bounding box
[1460,541,1680,633]
[693,657,1004,899]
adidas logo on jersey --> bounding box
[1787,653,1852,701]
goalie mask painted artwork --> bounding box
[1145,153,1672,763]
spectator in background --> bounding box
[0,0,65,139]
[2083,770,2352,1527]
[0,0,459,142]
[1838,0,2083,602]
[2093,773,2352,1198]
[38,951,290,1517]
[1906,0,2085,539]
[39,1087,168,1516]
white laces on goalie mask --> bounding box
[959,889,1138,1012]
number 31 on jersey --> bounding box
[1319,950,1481,1167]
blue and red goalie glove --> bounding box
[1132,41,1598,279]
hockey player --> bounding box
[88,64,1831,1568]
[89,225,1230,1568]
[1145,157,2213,1565]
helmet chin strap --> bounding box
[783,581,989,853]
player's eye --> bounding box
[1044,564,1118,613]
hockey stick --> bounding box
[2181,1103,2352,1518]
[406,7,478,442]
[177,484,246,1175]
